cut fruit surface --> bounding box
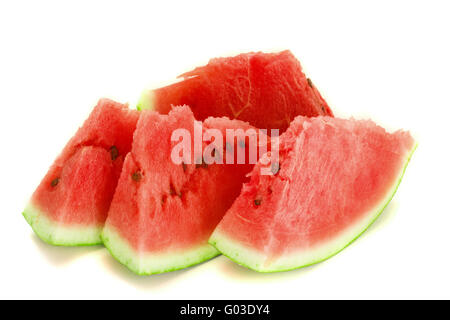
[138,50,333,133]
[23,99,139,246]
[102,106,261,275]
[209,116,416,272]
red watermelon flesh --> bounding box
[102,106,263,275]
[209,116,416,272]
[23,99,139,246]
[139,50,333,133]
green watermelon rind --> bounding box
[136,90,155,111]
[101,225,220,276]
[209,143,417,273]
[22,203,103,246]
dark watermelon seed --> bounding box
[182,162,187,172]
[170,183,177,196]
[307,78,313,88]
[169,182,182,197]
[254,199,262,206]
[51,177,60,187]
[321,105,326,113]
[131,171,142,182]
[110,146,119,161]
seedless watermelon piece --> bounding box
[209,116,416,272]
[138,51,333,133]
[102,106,260,275]
[23,99,139,246]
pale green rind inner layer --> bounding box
[136,90,155,111]
[22,203,103,246]
[209,144,417,273]
[101,225,220,275]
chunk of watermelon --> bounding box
[138,50,333,133]
[209,116,416,272]
[102,106,262,275]
[23,99,139,246]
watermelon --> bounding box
[138,50,333,133]
[102,106,262,275]
[23,99,139,246]
[209,116,416,272]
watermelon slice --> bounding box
[209,116,416,272]
[23,99,139,246]
[138,50,333,133]
[102,106,263,275]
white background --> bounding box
[0,1,449,299]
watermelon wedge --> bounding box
[138,50,333,133]
[102,106,261,275]
[209,116,416,272]
[23,99,139,246]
